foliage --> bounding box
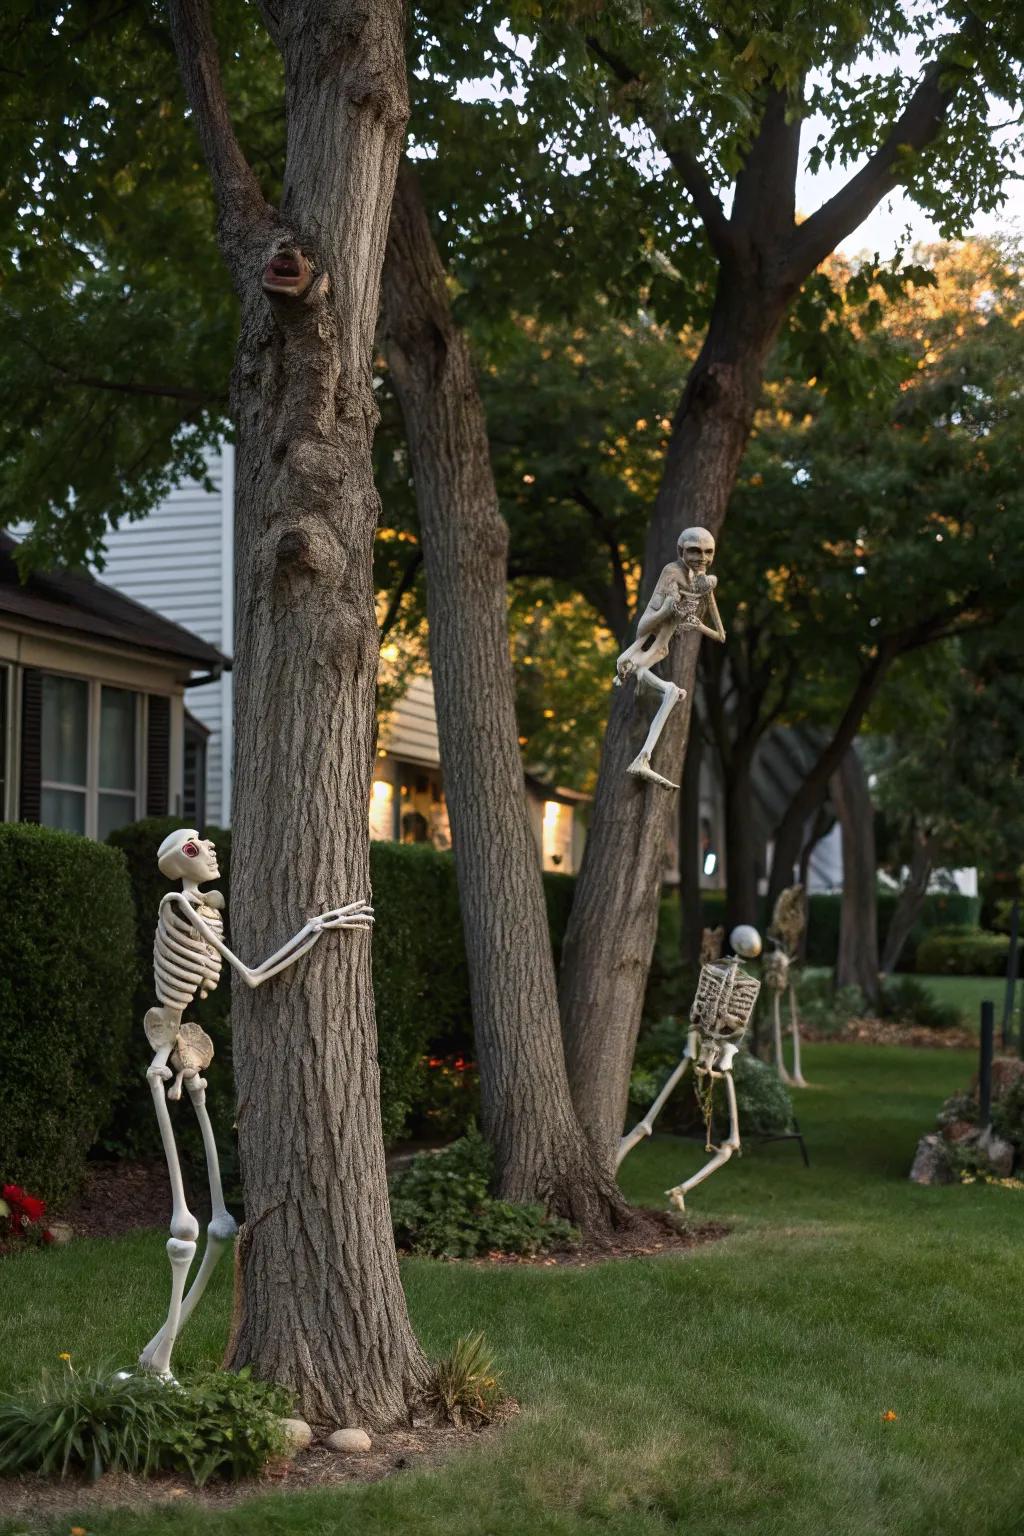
[0,1184,53,1248]
[916,929,1011,977]
[425,1332,504,1427]
[0,823,135,1204]
[389,1129,577,1259]
[880,976,961,1031]
[790,973,867,1037]
[411,1055,480,1142]
[630,1019,794,1138]
[0,1361,290,1485]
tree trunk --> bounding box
[679,722,703,971]
[559,272,788,1160]
[881,827,935,974]
[170,0,427,1427]
[832,745,880,1005]
[723,747,758,934]
[380,164,630,1232]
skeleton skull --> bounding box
[157,828,220,886]
[677,526,716,574]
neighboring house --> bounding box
[0,532,225,836]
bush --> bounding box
[880,975,961,1030]
[0,1363,291,1485]
[389,1127,577,1258]
[0,823,136,1204]
[790,971,867,1036]
[915,928,1011,977]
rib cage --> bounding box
[154,895,223,1010]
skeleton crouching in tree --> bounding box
[140,828,373,1378]
[615,527,725,789]
[765,884,808,1088]
[618,946,761,1210]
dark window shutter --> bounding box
[19,668,42,823]
[146,695,171,817]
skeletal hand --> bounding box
[314,901,374,932]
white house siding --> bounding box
[98,445,233,825]
[379,675,440,766]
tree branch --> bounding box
[167,0,271,259]
[571,485,631,642]
[585,34,735,260]
[790,25,979,275]
[49,369,227,407]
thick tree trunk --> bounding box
[679,723,703,971]
[881,827,935,974]
[723,747,758,934]
[832,745,880,1005]
[380,164,630,1232]
[559,273,788,1159]
[171,0,427,1426]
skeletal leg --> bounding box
[666,1070,741,1211]
[788,982,807,1088]
[617,1034,698,1168]
[772,992,793,1085]
[626,669,686,789]
[142,1073,238,1365]
[139,1046,199,1377]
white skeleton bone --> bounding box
[614,527,725,789]
[139,827,374,1379]
[618,949,761,1211]
[766,885,808,1088]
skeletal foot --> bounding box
[627,753,679,790]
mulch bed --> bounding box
[802,1018,976,1050]
[0,1408,518,1522]
[471,1210,729,1267]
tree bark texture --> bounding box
[832,745,880,1005]
[559,270,789,1160]
[679,722,703,971]
[881,828,936,974]
[723,746,759,934]
[170,0,427,1428]
[380,164,630,1231]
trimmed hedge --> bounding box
[697,889,981,971]
[915,928,1011,977]
[0,823,136,1203]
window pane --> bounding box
[41,786,86,834]
[41,675,88,786]
[100,688,136,791]
[98,791,136,841]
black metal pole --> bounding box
[979,1001,995,1130]
[1002,897,1020,1052]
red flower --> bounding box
[2,1183,48,1236]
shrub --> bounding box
[426,1333,503,1426]
[389,1127,577,1258]
[792,971,867,1036]
[0,823,136,1204]
[880,975,961,1030]
[915,928,1010,977]
[0,1363,291,1486]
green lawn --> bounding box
[916,973,1017,1034]
[4,1044,1024,1536]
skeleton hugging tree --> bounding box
[140,828,372,1379]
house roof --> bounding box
[0,533,227,673]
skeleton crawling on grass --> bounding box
[139,828,373,1379]
[617,929,762,1210]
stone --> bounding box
[909,1133,954,1185]
[280,1418,313,1454]
[47,1221,73,1245]
[942,1119,977,1145]
[980,1131,1015,1178]
[325,1427,372,1454]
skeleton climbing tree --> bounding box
[167,0,427,1426]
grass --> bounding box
[3,1043,1024,1536]
[915,973,1017,1034]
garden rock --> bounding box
[325,1427,372,1453]
[909,1133,954,1185]
[980,1131,1015,1178]
[280,1418,313,1453]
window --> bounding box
[39,674,141,838]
